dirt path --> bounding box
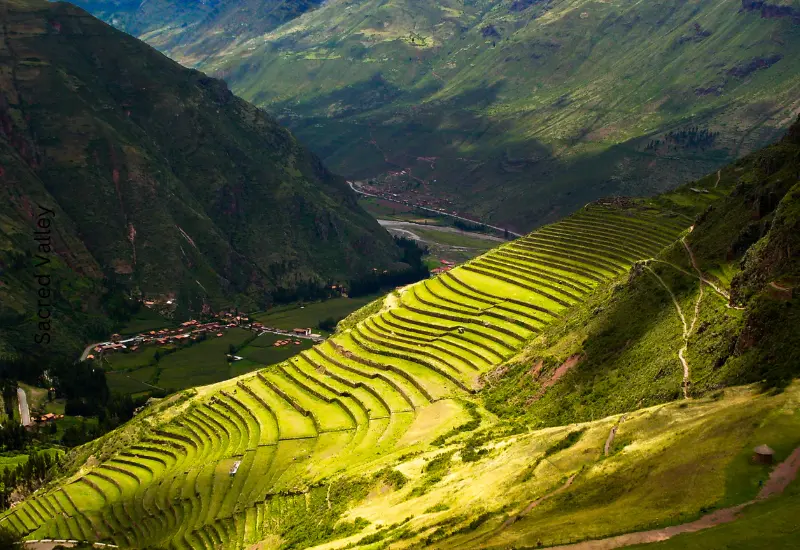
[644,265,690,398]
[714,169,721,188]
[501,475,578,529]
[768,281,793,293]
[23,542,118,549]
[604,415,626,457]
[17,386,32,427]
[758,446,800,499]
[544,445,800,550]
[644,266,687,334]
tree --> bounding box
[0,524,21,547]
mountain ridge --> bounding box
[180,0,800,231]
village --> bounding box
[86,310,325,361]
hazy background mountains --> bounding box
[70,0,800,231]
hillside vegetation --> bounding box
[2,118,799,549]
[110,0,800,232]
[68,0,324,67]
[0,0,401,360]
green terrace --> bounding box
[0,202,688,548]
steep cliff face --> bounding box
[0,0,399,359]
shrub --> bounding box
[544,428,586,457]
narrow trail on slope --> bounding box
[680,236,705,397]
[604,415,626,457]
[650,260,737,306]
[545,446,800,550]
[644,265,690,398]
[500,475,578,530]
[714,169,721,188]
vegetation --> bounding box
[481,116,800,427]
[0,186,690,546]
[85,0,800,232]
[0,0,404,368]
[2,4,800,544]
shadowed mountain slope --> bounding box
[0,0,400,360]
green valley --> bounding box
[80,0,800,232]
[2,111,799,547]
[1,0,799,548]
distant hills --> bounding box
[76,0,800,232]
[68,0,324,66]
[0,0,401,360]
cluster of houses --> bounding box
[273,328,313,347]
[352,180,461,216]
[85,311,323,360]
[35,412,64,424]
[430,259,455,276]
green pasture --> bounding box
[156,328,254,391]
[119,307,174,335]
[253,295,382,333]
[237,332,314,366]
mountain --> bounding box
[2,106,798,548]
[87,0,800,233]
[68,0,324,66]
[0,0,401,360]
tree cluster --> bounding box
[0,450,61,510]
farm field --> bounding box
[358,196,445,225]
[156,328,255,390]
[103,329,320,396]
[1,200,726,549]
[252,295,382,334]
[18,383,66,416]
[236,333,314,366]
[119,307,175,336]
[102,329,257,394]
[0,449,64,473]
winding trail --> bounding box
[714,169,721,188]
[644,265,690,398]
[501,475,578,530]
[546,446,800,550]
[604,415,626,457]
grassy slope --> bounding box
[482,117,800,427]
[628,480,800,549]
[179,0,800,232]
[68,0,324,67]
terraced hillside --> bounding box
[0,203,688,548]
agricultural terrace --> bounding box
[0,203,689,549]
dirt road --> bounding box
[545,445,800,550]
[17,386,32,426]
